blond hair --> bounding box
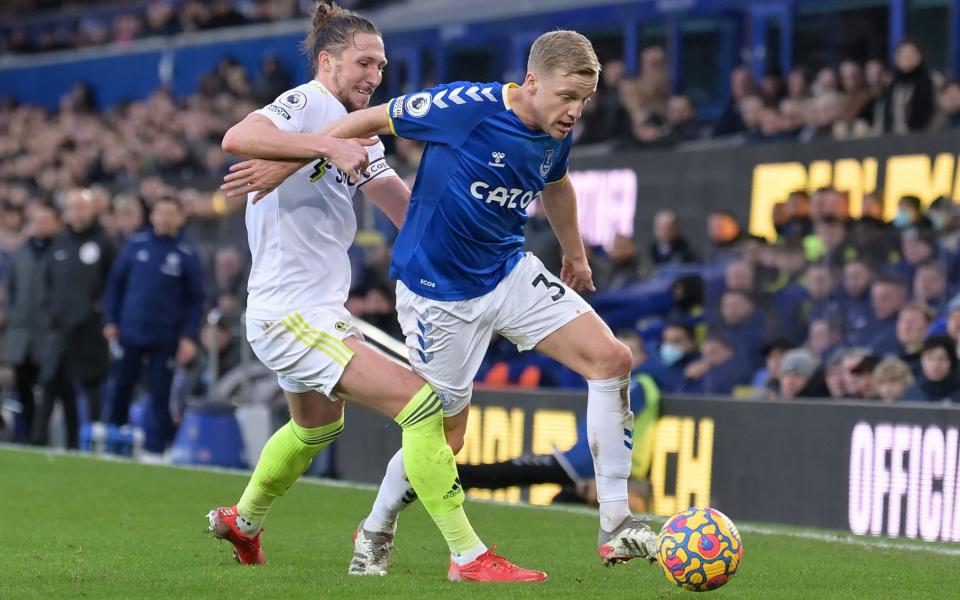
[873,356,913,385]
[527,30,600,78]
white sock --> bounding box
[452,544,488,566]
[587,375,634,532]
[235,514,261,535]
[364,450,417,534]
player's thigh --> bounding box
[284,389,344,428]
[395,282,491,418]
[493,253,628,379]
[247,308,374,410]
[333,337,427,419]
[535,311,633,380]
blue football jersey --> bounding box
[386,81,572,301]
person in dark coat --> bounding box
[5,201,61,444]
[881,39,936,134]
[104,197,205,455]
[37,189,116,446]
[902,336,960,403]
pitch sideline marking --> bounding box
[4,443,960,557]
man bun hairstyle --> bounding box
[302,1,380,74]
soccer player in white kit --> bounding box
[229,29,658,575]
[207,1,545,582]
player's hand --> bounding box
[103,324,118,341]
[176,337,198,366]
[221,158,305,203]
[560,255,596,293]
[325,137,377,183]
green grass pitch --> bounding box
[4,446,960,599]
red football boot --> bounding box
[447,546,547,582]
[207,506,266,565]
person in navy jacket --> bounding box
[103,197,205,455]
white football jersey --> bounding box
[245,80,396,320]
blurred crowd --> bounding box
[616,191,960,404]
[1,0,397,54]
[3,15,960,455]
[0,54,416,451]
[575,39,960,148]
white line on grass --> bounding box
[6,443,960,557]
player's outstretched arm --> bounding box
[540,174,596,293]
[361,175,411,228]
[222,113,375,180]
[322,104,394,139]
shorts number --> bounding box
[532,273,565,301]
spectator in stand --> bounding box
[851,275,908,355]
[812,66,840,97]
[682,334,751,395]
[798,262,839,322]
[824,348,849,398]
[883,39,937,134]
[706,210,745,263]
[576,59,632,145]
[663,95,704,143]
[848,354,881,399]
[899,227,937,284]
[851,192,900,265]
[786,67,811,101]
[912,261,947,312]
[144,0,180,37]
[621,45,670,119]
[760,69,785,107]
[806,317,843,359]
[873,356,914,402]
[602,234,644,290]
[939,80,960,130]
[896,301,934,375]
[710,289,768,371]
[894,196,931,230]
[752,337,793,395]
[839,60,875,127]
[902,336,960,402]
[738,95,765,140]
[798,92,843,142]
[649,210,697,266]
[866,59,892,98]
[838,258,875,342]
[648,322,700,394]
[714,66,755,136]
[5,201,61,444]
[778,348,827,400]
[781,190,813,241]
[840,347,871,399]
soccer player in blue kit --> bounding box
[323,30,659,574]
[228,29,658,576]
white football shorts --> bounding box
[396,252,593,417]
[246,306,361,398]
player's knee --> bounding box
[585,340,634,380]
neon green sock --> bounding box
[395,384,482,555]
[237,416,344,524]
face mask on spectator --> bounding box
[893,209,914,229]
[930,212,946,231]
[659,343,685,366]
